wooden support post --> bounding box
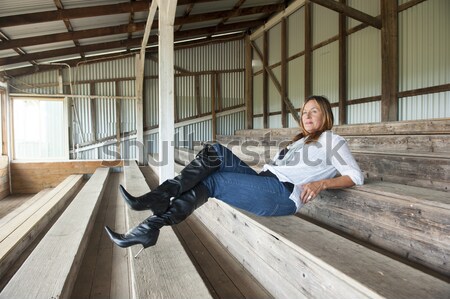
[90,82,97,143]
[304,1,312,99]
[245,35,253,129]
[174,79,179,123]
[195,75,201,117]
[211,74,217,141]
[381,0,398,121]
[1,88,8,156]
[136,1,157,165]
[135,54,144,164]
[281,18,288,128]
[339,0,347,125]
[58,69,64,94]
[158,0,177,183]
[263,31,268,128]
[115,81,121,159]
[216,73,222,113]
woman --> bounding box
[105,95,364,255]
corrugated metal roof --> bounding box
[0,0,56,17]
[2,21,67,39]
[0,0,286,75]
[70,14,130,30]
[61,0,126,9]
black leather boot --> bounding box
[105,184,210,255]
[118,180,173,214]
[120,144,220,212]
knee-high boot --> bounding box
[105,184,210,253]
[119,144,220,214]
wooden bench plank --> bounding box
[196,199,450,299]
[110,173,131,299]
[0,194,34,219]
[0,168,110,299]
[0,175,83,281]
[0,190,51,230]
[234,119,450,136]
[353,152,449,192]
[123,161,212,299]
[300,183,450,276]
[178,216,273,299]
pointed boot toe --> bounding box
[104,224,160,249]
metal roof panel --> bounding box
[70,14,130,30]
[22,41,77,53]
[78,33,129,46]
[0,0,56,17]
[58,0,127,9]
[1,21,68,39]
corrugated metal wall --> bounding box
[287,8,305,125]
[9,38,246,160]
[398,0,450,120]
[10,70,60,94]
[251,0,449,127]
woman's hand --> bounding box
[300,175,355,204]
[301,181,326,203]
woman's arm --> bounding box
[300,175,355,204]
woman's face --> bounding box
[302,100,324,134]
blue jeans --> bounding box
[200,144,297,216]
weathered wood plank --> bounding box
[110,173,131,299]
[10,160,122,193]
[0,194,33,219]
[0,155,9,200]
[353,152,449,192]
[0,175,83,281]
[0,167,110,299]
[345,135,450,154]
[0,190,51,231]
[300,183,450,276]
[196,199,450,299]
[182,216,273,299]
[123,161,212,299]
[234,118,450,136]
[219,133,450,155]
[71,173,118,299]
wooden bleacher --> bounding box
[0,168,110,299]
[173,118,449,297]
[0,175,83,283]
[122,160,213,299]
[214,119,450,277]
[197,199,449,298]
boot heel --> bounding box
[104,226,160,250]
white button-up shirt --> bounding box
[262,130,364,211]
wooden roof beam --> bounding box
[0,20,263,67]
[53,0,84,58]
[309,0,381,29]
[0,4,281,51]
[0,0,216,28]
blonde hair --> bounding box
[292,95,334,144]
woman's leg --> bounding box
[209,143,258,175]
[120,143,257,214]
[119,143,221,214]
[105,148,294,251]
[201,172,297,216]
